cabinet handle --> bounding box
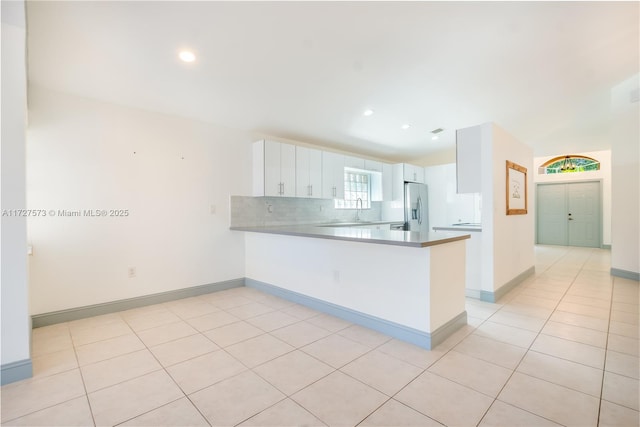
[281,182,285,195]
[310,185,313,196]
[333,186,336,197]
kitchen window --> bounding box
[335,170,371,209]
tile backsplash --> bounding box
[230,196,382,227]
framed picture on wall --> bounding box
[506,160,527,215]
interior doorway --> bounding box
[537,181,601,248]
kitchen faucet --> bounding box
[355,198,363,221]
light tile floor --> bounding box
[2,246,639,426]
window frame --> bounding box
[538,155,600,175]
[335,168,372,209]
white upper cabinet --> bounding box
[344,155,365,170]
[364,159,383,173]
[456,126,482,193]
[382,163,394,201]
[253,140,296,197]
[391,162,425,199]
[295,146,322,198]
[403,163,425,183]
[322,151,345,199]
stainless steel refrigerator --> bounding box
[404,182,429,232]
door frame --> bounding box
[535,179,603,247]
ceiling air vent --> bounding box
[431,128,444,134]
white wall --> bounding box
[413,147,456,167]
[489,123,535,292]
[424,163,481,227]
[1,0,32,371]
[534,150,612,246]
[27,86,252,314]
[610,75,639,276]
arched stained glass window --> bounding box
[538,155,600,174]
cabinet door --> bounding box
[382,163,393,202]
[264,140,282,197]
[403,164,415,182]
[456,126,482,193]
[403,164,424,183]
[322,152,345,199]
[333,154,345,199]
[321,152,335,199]
[392,163,405,201]
[308,148,322,199]
[297,147,322,198]
[296,146,311,197]
[280,143,296,197]
[424,164,448,228]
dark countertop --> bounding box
[230,224,470,248]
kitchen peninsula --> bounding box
[232,224,470,349]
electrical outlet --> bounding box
[128,267,136,278]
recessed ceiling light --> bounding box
[363,109,374,116]
[401,124,411,130]
[431,135,439,140]
[179,50,196,63]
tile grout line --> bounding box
[358,264,542,427]
[154,290,322,425]
[12,249,634,426]
[117,290,341,426]
[203,305,380,426]
[474,246,588,426]
[71,327,98,427]
[110,299,265,424]
[358,320,485,426]
[243,320,419,426]
[120,304,215,427]
[1,326,99,426]
[596,274,616,427]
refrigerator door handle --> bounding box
[417,196,423,225]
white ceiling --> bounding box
[26,1,639,161]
